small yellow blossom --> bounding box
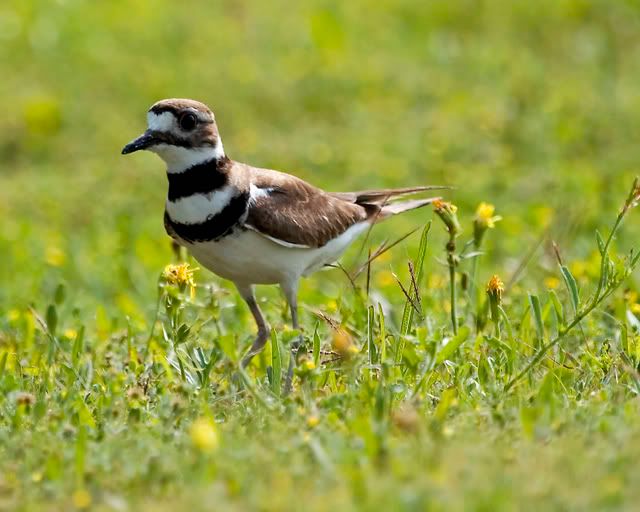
[326,299,338,312]
[332,329,357,358]
[303,360,316,371]
[473,202,501,246]
[632,303,640,315]
[433,199,458,213]
[162,263,197,297]
[71,489,92,509]
[570,260,588,279]
[475,202,502,229]
[45,246,66,267]
[63,328,78,339]
[486,275,505,301]
[486,274,505,324]
[189,417,219,453]
[376,271,395,288]
[306,415,320,428]
[544,276,560,290]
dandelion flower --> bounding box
[486,274,505,324]
[473,202,501,247]
[486,275,505,301]
[162,263,197,297]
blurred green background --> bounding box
[3,2,640,510]
[1,0,639,316]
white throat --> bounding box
[151,141,225,173]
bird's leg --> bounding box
[282,281,303,395]
[237,284,270,368]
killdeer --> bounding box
[122,99,441,383]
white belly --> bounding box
[184,222,370,286]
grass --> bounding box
[2,0,640,510]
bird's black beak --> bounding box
[121,131,158,155]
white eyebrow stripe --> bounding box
[147,111,175,132]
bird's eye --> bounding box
[179,113,197,131]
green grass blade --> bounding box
[436,326,470,364]
[312,322,321,368]
[400,222,431,336]
[560,265,580,313]
[378,303,387,365]
[528,294,545,341]
[548,290,565,330]
[367,305,376,365]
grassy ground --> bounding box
[2,0,640,510]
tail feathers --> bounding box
[377,197,439,220]
[331,185,449,205]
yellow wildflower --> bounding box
[63,328,78,339]
[189,417,219,453]
[544,276,560,290]
[473,202,501,247]
[306,415,320,428]
[433,198,458,214]
[487,274,505,322]
[486,275,505,300]
[162,263,197,297]
[475,202,501,229]
[302,359,316,371]
[45,246,66,267]
[332,329,357,358]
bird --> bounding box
[122,98,442,388]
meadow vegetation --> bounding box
[2,0,640,510]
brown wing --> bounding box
[245,168,375,248]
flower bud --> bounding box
[486,275,504,321]
[433,199,461,236]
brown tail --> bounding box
[377,197,438,220]
[330,185,449,205]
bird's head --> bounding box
[122,99,224,171]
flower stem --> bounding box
[447,237,458,335]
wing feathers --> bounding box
[330,185,448,204]
[244,164,444,249]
